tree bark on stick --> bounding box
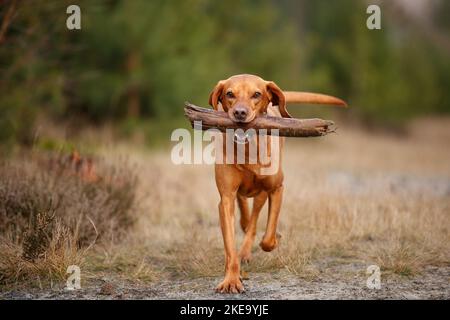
[184,102,335,137]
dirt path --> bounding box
[2,263,448,300]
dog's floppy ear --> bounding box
[266,81,291,118]
[208,80,225,110]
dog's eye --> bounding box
[252,92,261,99]
[226,91,235,98]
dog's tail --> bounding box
[283,91,347,107]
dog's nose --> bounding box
[233,107,248,121]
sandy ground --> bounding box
[1,263,449,300]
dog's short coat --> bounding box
[209,74,346,293]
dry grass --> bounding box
[106,117,450,281]
[1,218,83,287]
[1,118,449,289]
[0,151,138,286]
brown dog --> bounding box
[209,74,346,293]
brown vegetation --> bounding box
[0,151,137,286]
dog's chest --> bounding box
[237,171,264,197]
[237,167,280,197]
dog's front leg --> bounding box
[216,192,244,293]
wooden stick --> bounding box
[184,102,335,137]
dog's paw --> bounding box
[240,270,250,280]
[215,277,245,294]
[259,233,281,252]
[239,250,252,264]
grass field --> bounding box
[1,117,449,299]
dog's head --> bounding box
[208,74,290,123]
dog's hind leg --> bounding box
[237,194,250,233]
[260,185,283,252]
[239,191,268,263]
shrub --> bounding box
[0,151,138,285]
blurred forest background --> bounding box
[1,0,450,148]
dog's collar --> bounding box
[234,130,256,144]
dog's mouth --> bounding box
[232,118,249,124]
[230,114,256,124]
